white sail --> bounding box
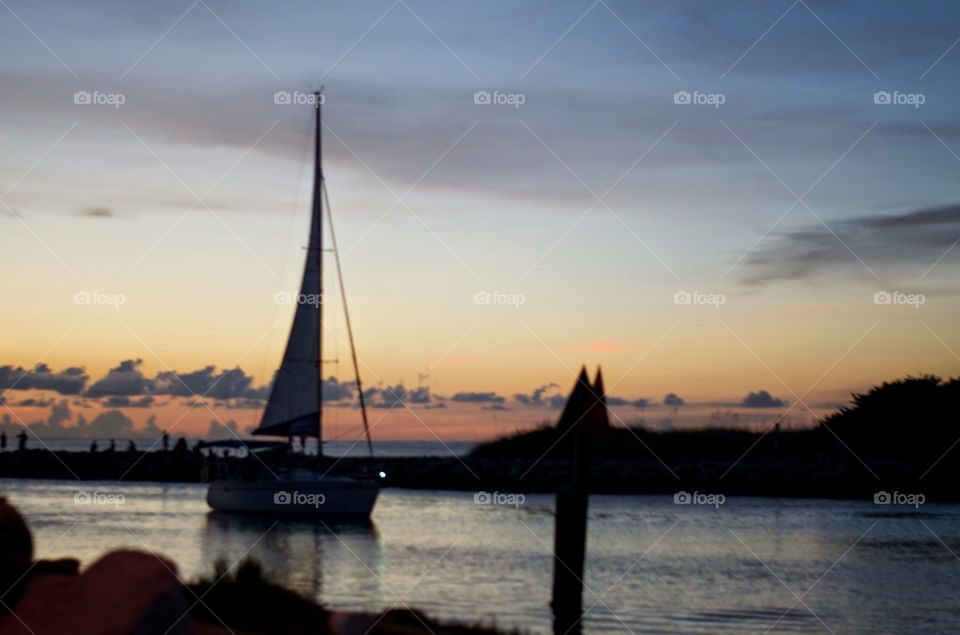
[254,202,321,438]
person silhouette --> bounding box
[16,430,26,451]
[162,431,170,451]
[127,440,137,453]
[0,498,33,612]
[107,439,116,453]
[90,440,98,453]
[0,430,6,451]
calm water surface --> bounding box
[2,478,959,634]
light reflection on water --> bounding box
[3,478,960,634]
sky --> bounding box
[2,0,959,442]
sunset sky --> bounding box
[2,0,959,441]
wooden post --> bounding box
[551,367,609,635]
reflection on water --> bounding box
[3,478,960,634]
[201,512,384,610]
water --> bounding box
[3,479,959,634]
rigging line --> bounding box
[278,110,315,317]
[323,180,374,458]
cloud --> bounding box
[206,419,240,440]
[741,390,786,408]
[83,410,135,438]
[518,385,652,410]
[2,405,161,440]
[86,359,153,397]
[72,361,271,405]
[101,395,155,409]
[24,406,164,440]
[49,400,71,428]
[141,414,164,439]
[5,0,960,234]
[13,398,55,408]
[741,204,960,286]
[451,391,506,404]
[0,360,370,410]
[514,383,560,406]
[363,384,441,409]
[0,363,88,395]
[321,376,356,402]
[397,386,432,405]
[153,366,263,400]
[606,396,652,409]
[21,399,73,437]
[79,206,114,218]
[664,393,685,407]
[2,354,662,420]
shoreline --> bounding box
[0,449,954,503]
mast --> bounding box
[313,89,324,457]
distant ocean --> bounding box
[17,437,476,457]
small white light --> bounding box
[378,471,386,479]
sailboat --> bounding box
[206,90,381,516]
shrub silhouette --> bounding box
[821,375,960,462]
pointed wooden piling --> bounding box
[551,367,609,634]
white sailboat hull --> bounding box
[207,478,379,516]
